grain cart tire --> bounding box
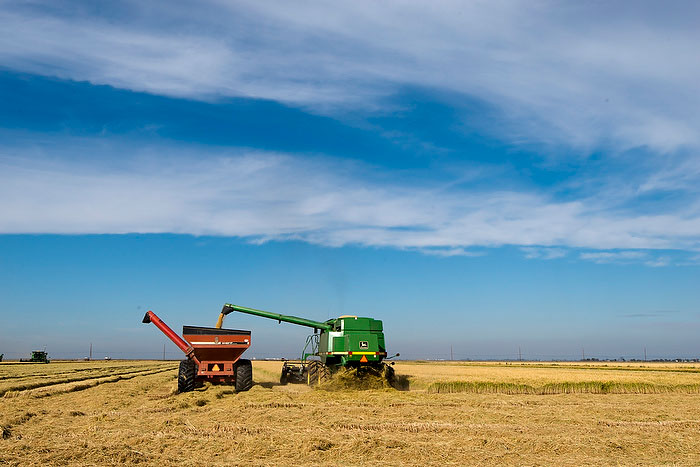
[280,372,288,385]
[235,359,253,392]
[178,359,197,393]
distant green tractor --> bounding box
[217,304,398,385]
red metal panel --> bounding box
[182,330,251,366]
[144,310,253,380]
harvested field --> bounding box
[2,360,700,465]
[0,361,174,397]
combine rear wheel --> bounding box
[306,361,331,386]
[235,359,253,392]
[178,359,197,393]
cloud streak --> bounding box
[579,251,648,264]
[1,2,699,263]
[521,247,567,260]
[1,1,699,153]
[1,141,699,260]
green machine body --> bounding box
[220,304,388,367]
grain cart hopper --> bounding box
[216,303,397,385]
[142,310,253,393]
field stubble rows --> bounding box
[1,360,700,465]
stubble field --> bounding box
[2,359,700,465]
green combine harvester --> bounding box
[20,350,50,363]
[217,304,398,385]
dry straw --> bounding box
[428,380,700,394]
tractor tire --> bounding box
[234,359,253,392]
[319,364,331,383]
[306,361,331,386]
[306,361,317,386]
[178,359,197,393]
[280,371,288,385]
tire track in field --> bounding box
[29,367,177,398]
[3,367,175,399]
[1,411,36,440]
[0,364,167,381]
[1,368,176,442]
[0,365,175,397]
[0,365,173,395]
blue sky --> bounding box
[1,1,699,360]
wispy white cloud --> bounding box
[2,141,700,259]
[645,256,671,268]
[638,155,700,195]
[579,251,648,264]
[1,1,699,153]
[521,247,567,260]
[417,248,486,258]
[1,2,700,262]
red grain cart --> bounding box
[142,310,253,392]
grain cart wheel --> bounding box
[234,359,253,392]
[178,359,197,393]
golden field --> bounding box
[2,359,700,465]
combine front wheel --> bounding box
[306,361,330,386]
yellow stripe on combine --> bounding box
[327,351,379,355]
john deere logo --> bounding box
[359,341,369,349]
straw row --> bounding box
[427,380,700,394]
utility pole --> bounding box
[450,345,453,361]
[163,343,166,360]
[582,347,585,361]
[89,343,92,361]
[644,347,647,362]
[518,346,522,361]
